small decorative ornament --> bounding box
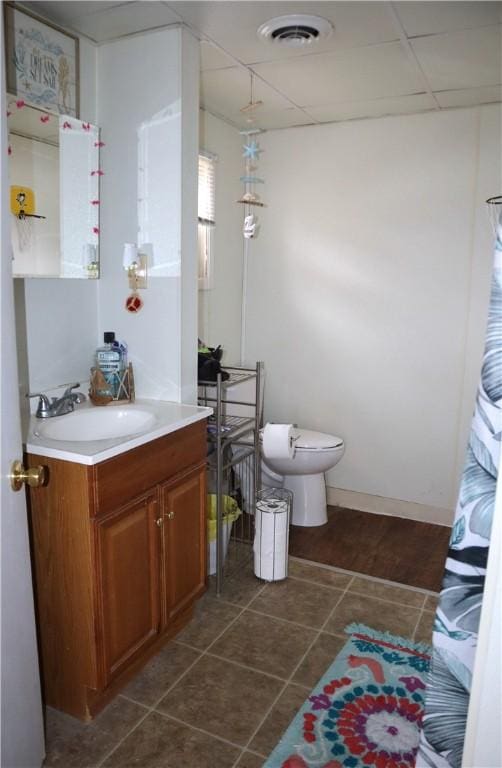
[125,293,143,313]
[242,139,262,161]
[243,214,257,238]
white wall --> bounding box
[245,105,500,524]
[97,27,199,402]
[180,32,200,403]
[198,110,243,364]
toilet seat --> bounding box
[293,429,343,451]
[260,427,343,452]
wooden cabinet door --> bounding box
[161,465,206,625]
[95,493,161,683]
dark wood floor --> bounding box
[289,506,451,592]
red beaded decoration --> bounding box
[125,294,143,313]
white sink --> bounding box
[35,406,157,442]
[27,399,212,465]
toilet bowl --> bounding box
[233,429,344,527]
[220,375,344,527]
[262,429,345,527]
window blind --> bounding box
[198,152,216,226]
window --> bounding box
[198,152,216,289]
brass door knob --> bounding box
[166,510,175,520]
[156,517,163,527]
[10,460,47,492]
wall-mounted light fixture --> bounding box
[123,242,148,289]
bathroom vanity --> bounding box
[24,401,211,720]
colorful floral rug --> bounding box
[263,624,432,768]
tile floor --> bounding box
[44,556,437,768]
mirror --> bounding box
[7,99,100,278]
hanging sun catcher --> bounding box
[237,73,266,239]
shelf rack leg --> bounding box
[254,362,263,516]
[215,372,223,597]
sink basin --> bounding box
[35,406,157,442]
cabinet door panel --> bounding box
[161,465,206,624]
[96,494,161,682]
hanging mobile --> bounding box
[237,73,266,239]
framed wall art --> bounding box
[4,3,79,117]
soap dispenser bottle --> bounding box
[96,332,124,397]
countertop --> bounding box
[25,399,212,466]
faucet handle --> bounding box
[27,392,48,402]
[63,383,86,404]
[26,392,51,418]
[63,382,80,396]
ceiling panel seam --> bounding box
[388,1,441,111]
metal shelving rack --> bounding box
[198,362,264,595]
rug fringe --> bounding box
[345,622,433,656]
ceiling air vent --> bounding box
[257,15,333,48]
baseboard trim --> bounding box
[326,486,453,527]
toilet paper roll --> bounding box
[262,423,294,460]
[253,499,289,581]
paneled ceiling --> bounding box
[21,1,502,130]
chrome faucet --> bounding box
[28,383,87,419]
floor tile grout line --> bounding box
[231,576,355,768]
[95,581,270,768]
[204,650,312,686]
[150,707,253,753]
[171,600,352,640]
[288,572,433,605]
[332,586,425,610]
[287,574,351,591]
[95,654,209,768]
[91,562,428,768]
[241,605,342,633]
[202,582,269,654]
[174,638,309,686]
[94,705,153,768]
[411,607,425,642]
[220,597,423,635]
[289,556,441,596]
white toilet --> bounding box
[261,428,345,527]
[222,376,344,527]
